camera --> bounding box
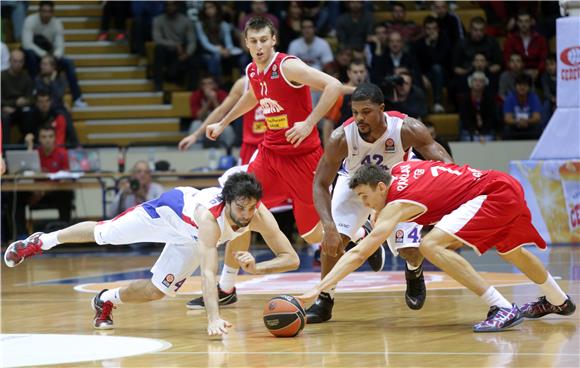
[381,74,405,100]
[129,178,140,192]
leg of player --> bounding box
[185,231,250,309]
[420,228,524,332]
[499,248,575,319]
[4,221,98,267]
[398,247,427,310]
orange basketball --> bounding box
[263,295,306,337]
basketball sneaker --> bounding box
[405,263,426,310]
[520,296,576,319]
[92,289,115,330]
[4,232,44,267]
[473,304,524,332]
[361,220,386,272]
[305,292,334,323]
[186,284,238,310]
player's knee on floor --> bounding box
[398,247,422,265]
[145,281,167,301]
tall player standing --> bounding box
[307,83,453,323]
[199,16,384,307]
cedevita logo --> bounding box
[560,46,580,67]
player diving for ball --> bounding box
[4,172,300,336]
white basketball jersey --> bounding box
[339,111,411,176]
[182,187,251,246]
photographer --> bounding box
[384,70,428,121]
[107,161,164,219]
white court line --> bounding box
[151,351,580,356]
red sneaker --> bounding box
[92,289,116,329]
[4,232,44,267]
[114,33,126,42]
[97,32,108,41]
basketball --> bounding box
[263,295,306,337]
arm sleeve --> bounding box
[153,16,177,48]
[190,91,202,119]
[222,22,234,50]
[185,19,197,56]
[195,20,220,54]
[52,19,65,58]
[503,94,515,113]
[530,93,543,113]
[55,115,67,146]
[320,40,334,65]
[22,15,47,57]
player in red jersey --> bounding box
[298,162,575,332]
[194,16,355,308]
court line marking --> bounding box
[16,267,151,287]
[150,351,580,356]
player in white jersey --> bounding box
[307,83,453,323]
[4,173,300,337]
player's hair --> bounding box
[39,1,55,9]
[348,59,366,71]
[352,83,384,105]
[349,165,392,190]
[470,16,486,26]
[515,72,532,87]
[39,124,55,133]
[221,172,263,203]
[244,16,277,38]
[35,89,52,100]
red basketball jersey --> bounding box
[242,77,266,146]
[387,161,492,225]
[246,52,319,155]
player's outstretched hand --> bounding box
[296,289,320,309]
[234,251,257,274]
[178,133,199,151]
[285,120,313,147]
[321,227,342,257]
[206,122,225,141]
[207,318,232,336]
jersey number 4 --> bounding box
[361,154,388,170]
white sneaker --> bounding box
[433,103,445,113]
[74,98,88,108]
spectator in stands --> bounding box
[238,1,279,31]
[97,1,131,42]
[1,42,10,71]
[187,75,235,150]
[34,55,66,110]
[1,0,28,42]
[1,49,33,145]
[413,121,452,159]
[288,18,334,72]
[384,1,423,44]
[458,71,498,142]
[21,1,87,108]
[321,60,368,145]
[23,91,67,147]
[130,1,164,57]
[385,70,428,120]
[194,1,240,82]
[301,1,339,37]
[541,55,557,127]
[152,1,197,91]
[107,161,164,219]
[498,53,526,101]
[336,1,374,50]
[503,11,548,81]
[366,24,388,70]
[278,1,303,52]
[503,73,542,140]
[452,17,502,82]
[370,31,421,88]
[431,1,464,48]
[414,16,452,114]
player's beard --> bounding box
[228,208,251,229]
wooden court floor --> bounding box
[1,246,579,367]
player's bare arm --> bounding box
[195,206,233,336]
[243,205,300,274]
[207,85,259,141]
[281,58,343,147]
[298,202,423,306]
[179,78,245,150]
[401,117,453,163]
[313,127,349,257]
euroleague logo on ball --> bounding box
[560,46,580,67]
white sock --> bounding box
[480,287,512,309]
[219,265,239,292]
[539,273,567,306]
[322,288,335,299]
[406,262,420,271]
[353,227,366,242]
[100,288,123,305]
[40,231,61,250]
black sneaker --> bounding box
[305,292,334,323]
[405,263,426,310]
[361,220,386,272]
[520,296,576,319]
[92,289,115,330]
[186,284,238,310]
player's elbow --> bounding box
[286,252,300,271]
[326,80,343,95]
